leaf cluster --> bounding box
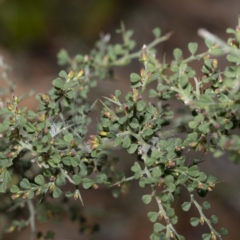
[1,17,240,240]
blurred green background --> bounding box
[0,0,240,239]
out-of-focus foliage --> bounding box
[0,0,130,50]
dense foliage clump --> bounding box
[1,17,240,240]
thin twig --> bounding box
[198,28,240,55]
[191,194,222,240]
[27,199,36,240]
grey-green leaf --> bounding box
[52,187,62,198]
[34,175,45,185]
[181,202,191,211]
[142,194,152,204]
[153,222,165,232]
[188,42,198,55]
[20,178,31,190]
[152,27,161,38]
[130,73,141,83]
[82,178,94,189]
[148,212,159,222]
[10,185,20,193]
[190,217,200,227]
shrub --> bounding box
[1,16,240,240]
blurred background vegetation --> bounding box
[0,0,240,239]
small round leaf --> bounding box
[142,194,152,204]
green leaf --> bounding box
[189,121,198,129]
[118,116,128,124]
[34,175,45,185]
[148,211,159,222]
[95,174,107,184]
[136,100,146,112]
[127,144,138,154]
[20,178,31,189]
[177,236,186,240]
[114,44,124,55]
[0,123,8,132]
[146,104,155,114]
[51,152,61,164]
[153,222,165,232]
[57,49,70,65]
[59,70,68,78]
[188,42,198,55]
[75,54,84,62]
[65,191,74,198]
[122,136,131,148]
[198,172,207,182]
[143,128,154,137]
[52,187,62,198]
[150,72,159,81]
[27,190,34,199]
[202,201,211,210]
[62,157,71,166]
[148,89,158,98]
[166,183,176,192]
[164,175,174,183]
[198,122,210,133]
[226,28,235,34]
[52,78,64,89]
[129,118,139,129]
[56,174,66,186]
[202,233,211,240]
[187,165,199,177]
[179,76,188,88]
[64,133,73,143]
[227,54,240,63]
[114,136,123,146]
[0,182,7,193]
[72,175,82,185]
[10,185,20,193]
[171,215,178,225]
[66,90,75,99]
[166,151,176,160]
[210,215,218,224]
[145,157,155,166]
[130,73,141,83]
[82,178,94,189]
[70,157,79,167]
[152,27,161,38]
[207,175,217,183]
[160,193,168,203]
[115,89,121,97]
[199,94,214,104]
[128,40,136,50]
[125,29,134,39]
[181,202,191,211]
[176,174,188,184]
[190,217,200,227]
[142,194,152,204]
[79,162,88,177]
[220,228,228,236]
[152,167,162,178]
[205,39,213,49]
[173,48,182,61]
[187,132,198,142]
[195,114,204,122]
[150,233,161,240]
[165,206,175,218]
[131,162,141,172]
[151,150,161,159]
